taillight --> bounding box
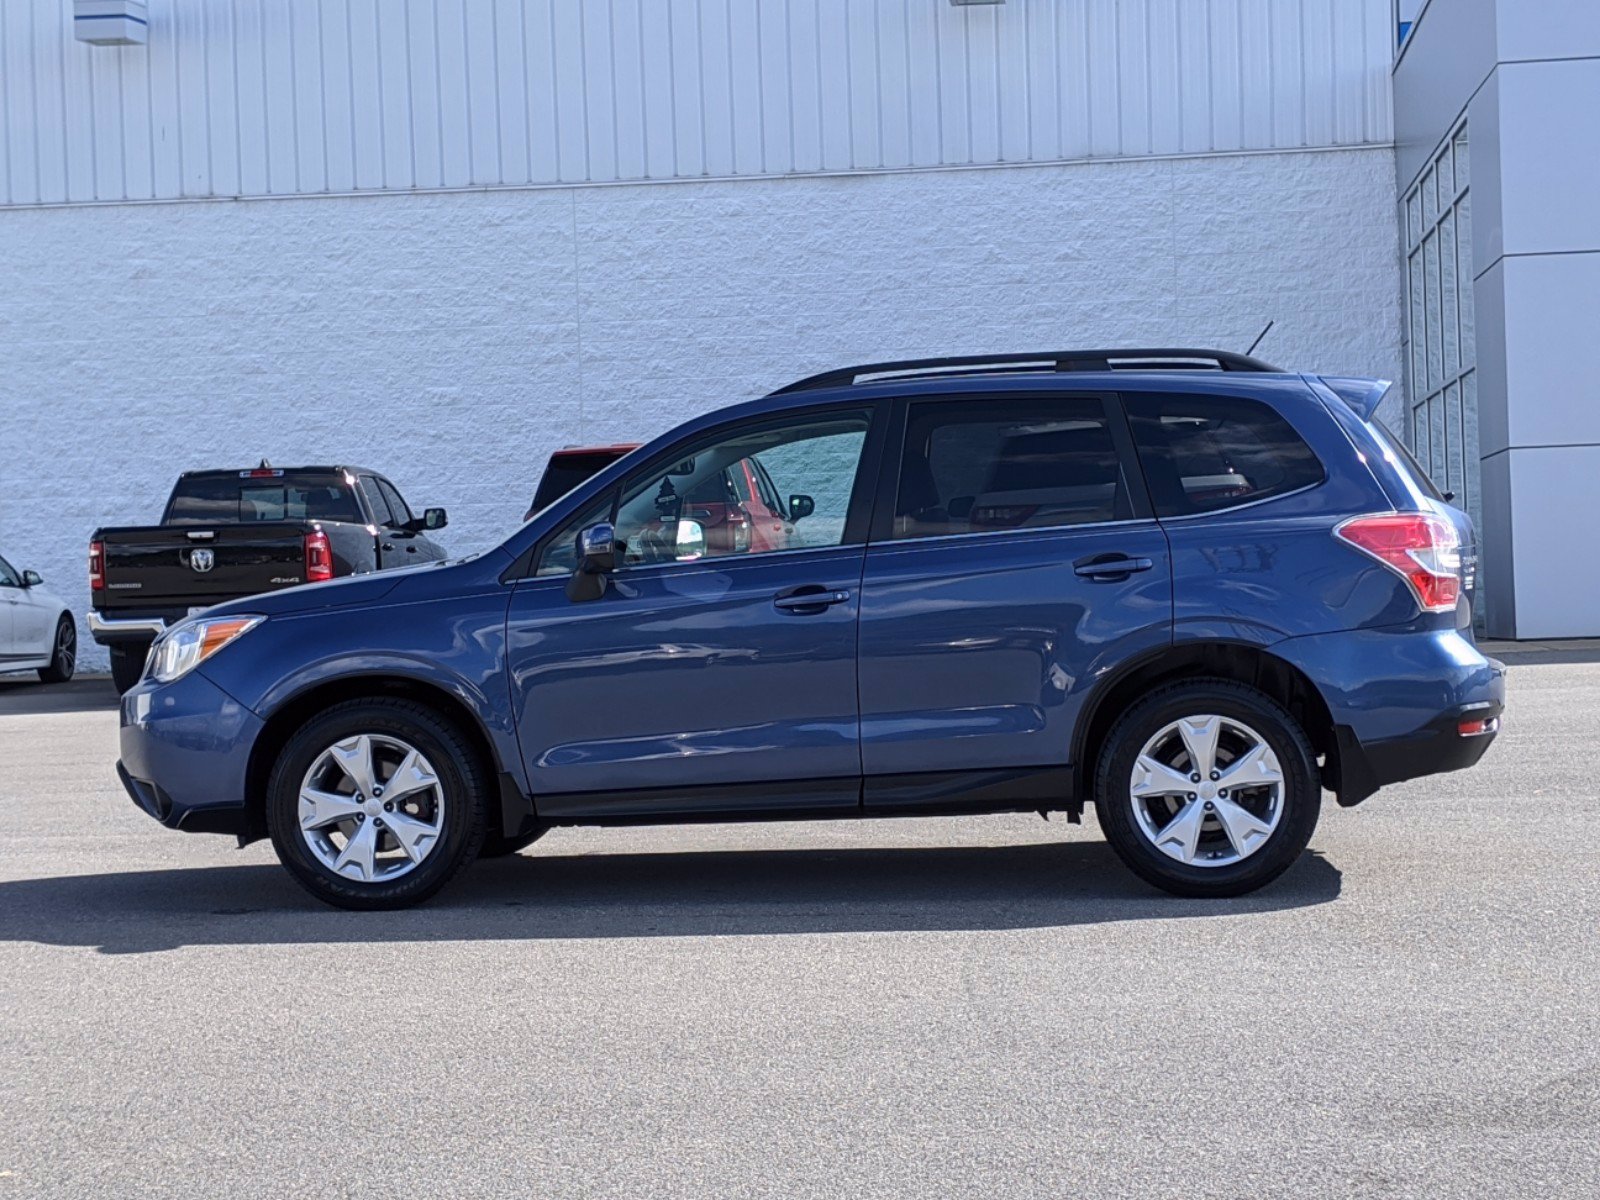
[89,540,105,591]
[1335,512,1461,613]
[304,530,333,583]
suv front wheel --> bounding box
[1094,679,1321,898]
[265,699,489,909]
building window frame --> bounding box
[1401,119,1477,541]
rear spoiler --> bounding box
[1318,376,1393,423]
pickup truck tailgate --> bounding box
[97,524,316,609]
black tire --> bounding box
[265,698,490,910]
[37,615,77,684]
[108,643,148,693]
[478,829,545,859]
[1093,678,1321,898]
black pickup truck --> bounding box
[89,466,449,691]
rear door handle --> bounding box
[1074,555,1154,579]
[773,585,852,613]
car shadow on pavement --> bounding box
[0,677,119,716]
[0,841,1341,954]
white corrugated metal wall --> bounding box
[0,0,1394,206]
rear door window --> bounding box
[356,476,394,525]
[1123,393,1325,517]
[889,396,1133,540]
[376,479,414,527]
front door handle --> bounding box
[1074,554,1155,580]
[773,585,852,613]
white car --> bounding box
[0,552,76,683]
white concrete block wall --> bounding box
[0,147,1402,671]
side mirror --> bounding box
[21,569,43,587]
[565,522,617,602]
[422,507,448,531]
[788,494,816,522]
[675,519,706,561]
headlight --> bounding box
[147,615,265,684]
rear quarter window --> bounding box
[1368,418,1446,502]
[1124,393,1325,518]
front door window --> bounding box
[611,412,870,567]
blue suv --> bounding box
[115,349,1505,909]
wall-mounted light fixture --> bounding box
[73,1,148,47]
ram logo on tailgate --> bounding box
[188,548,215,573]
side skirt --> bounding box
[531,765,1080,828]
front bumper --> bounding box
[117,669,263,836]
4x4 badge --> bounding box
[189,548,215,573]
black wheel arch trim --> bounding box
[242,668,531,848]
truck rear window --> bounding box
[166,475,361,525]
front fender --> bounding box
[199,590,522,792]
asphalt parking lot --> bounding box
[2,658,1597,1199]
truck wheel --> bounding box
[108,643,148,693]
[1094,679,1321,898]
[265,698,489,910]
[37,616,77,683]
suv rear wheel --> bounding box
[1094,679,1321,898]
[265,699,488,909]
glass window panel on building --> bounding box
[1441,211,1460,380]
[1456,192,1475,366]
[1423,232,1443,394]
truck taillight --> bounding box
[89,540,105,591]
[304,530,333,583]
[1335,512,1461,613]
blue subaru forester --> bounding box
[116,349,1505,909]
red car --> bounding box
[525,445,642,521]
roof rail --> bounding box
[769,348,1280,395]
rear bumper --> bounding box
[89,610,177,645]
[117,669,262,836]
[1276,626,1506,806]
[1331,698,1502,806]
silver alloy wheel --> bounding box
[1129,714,1284,868]
[298,734,446,883]
[55,620,76,677]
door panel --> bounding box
[0,558,24,660]
[857,523,1173,790]
[0,588,17,660]
[509,397,882,811]
[855,390,1172,799]
[508,547,866,804]
[13,588,55,655]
